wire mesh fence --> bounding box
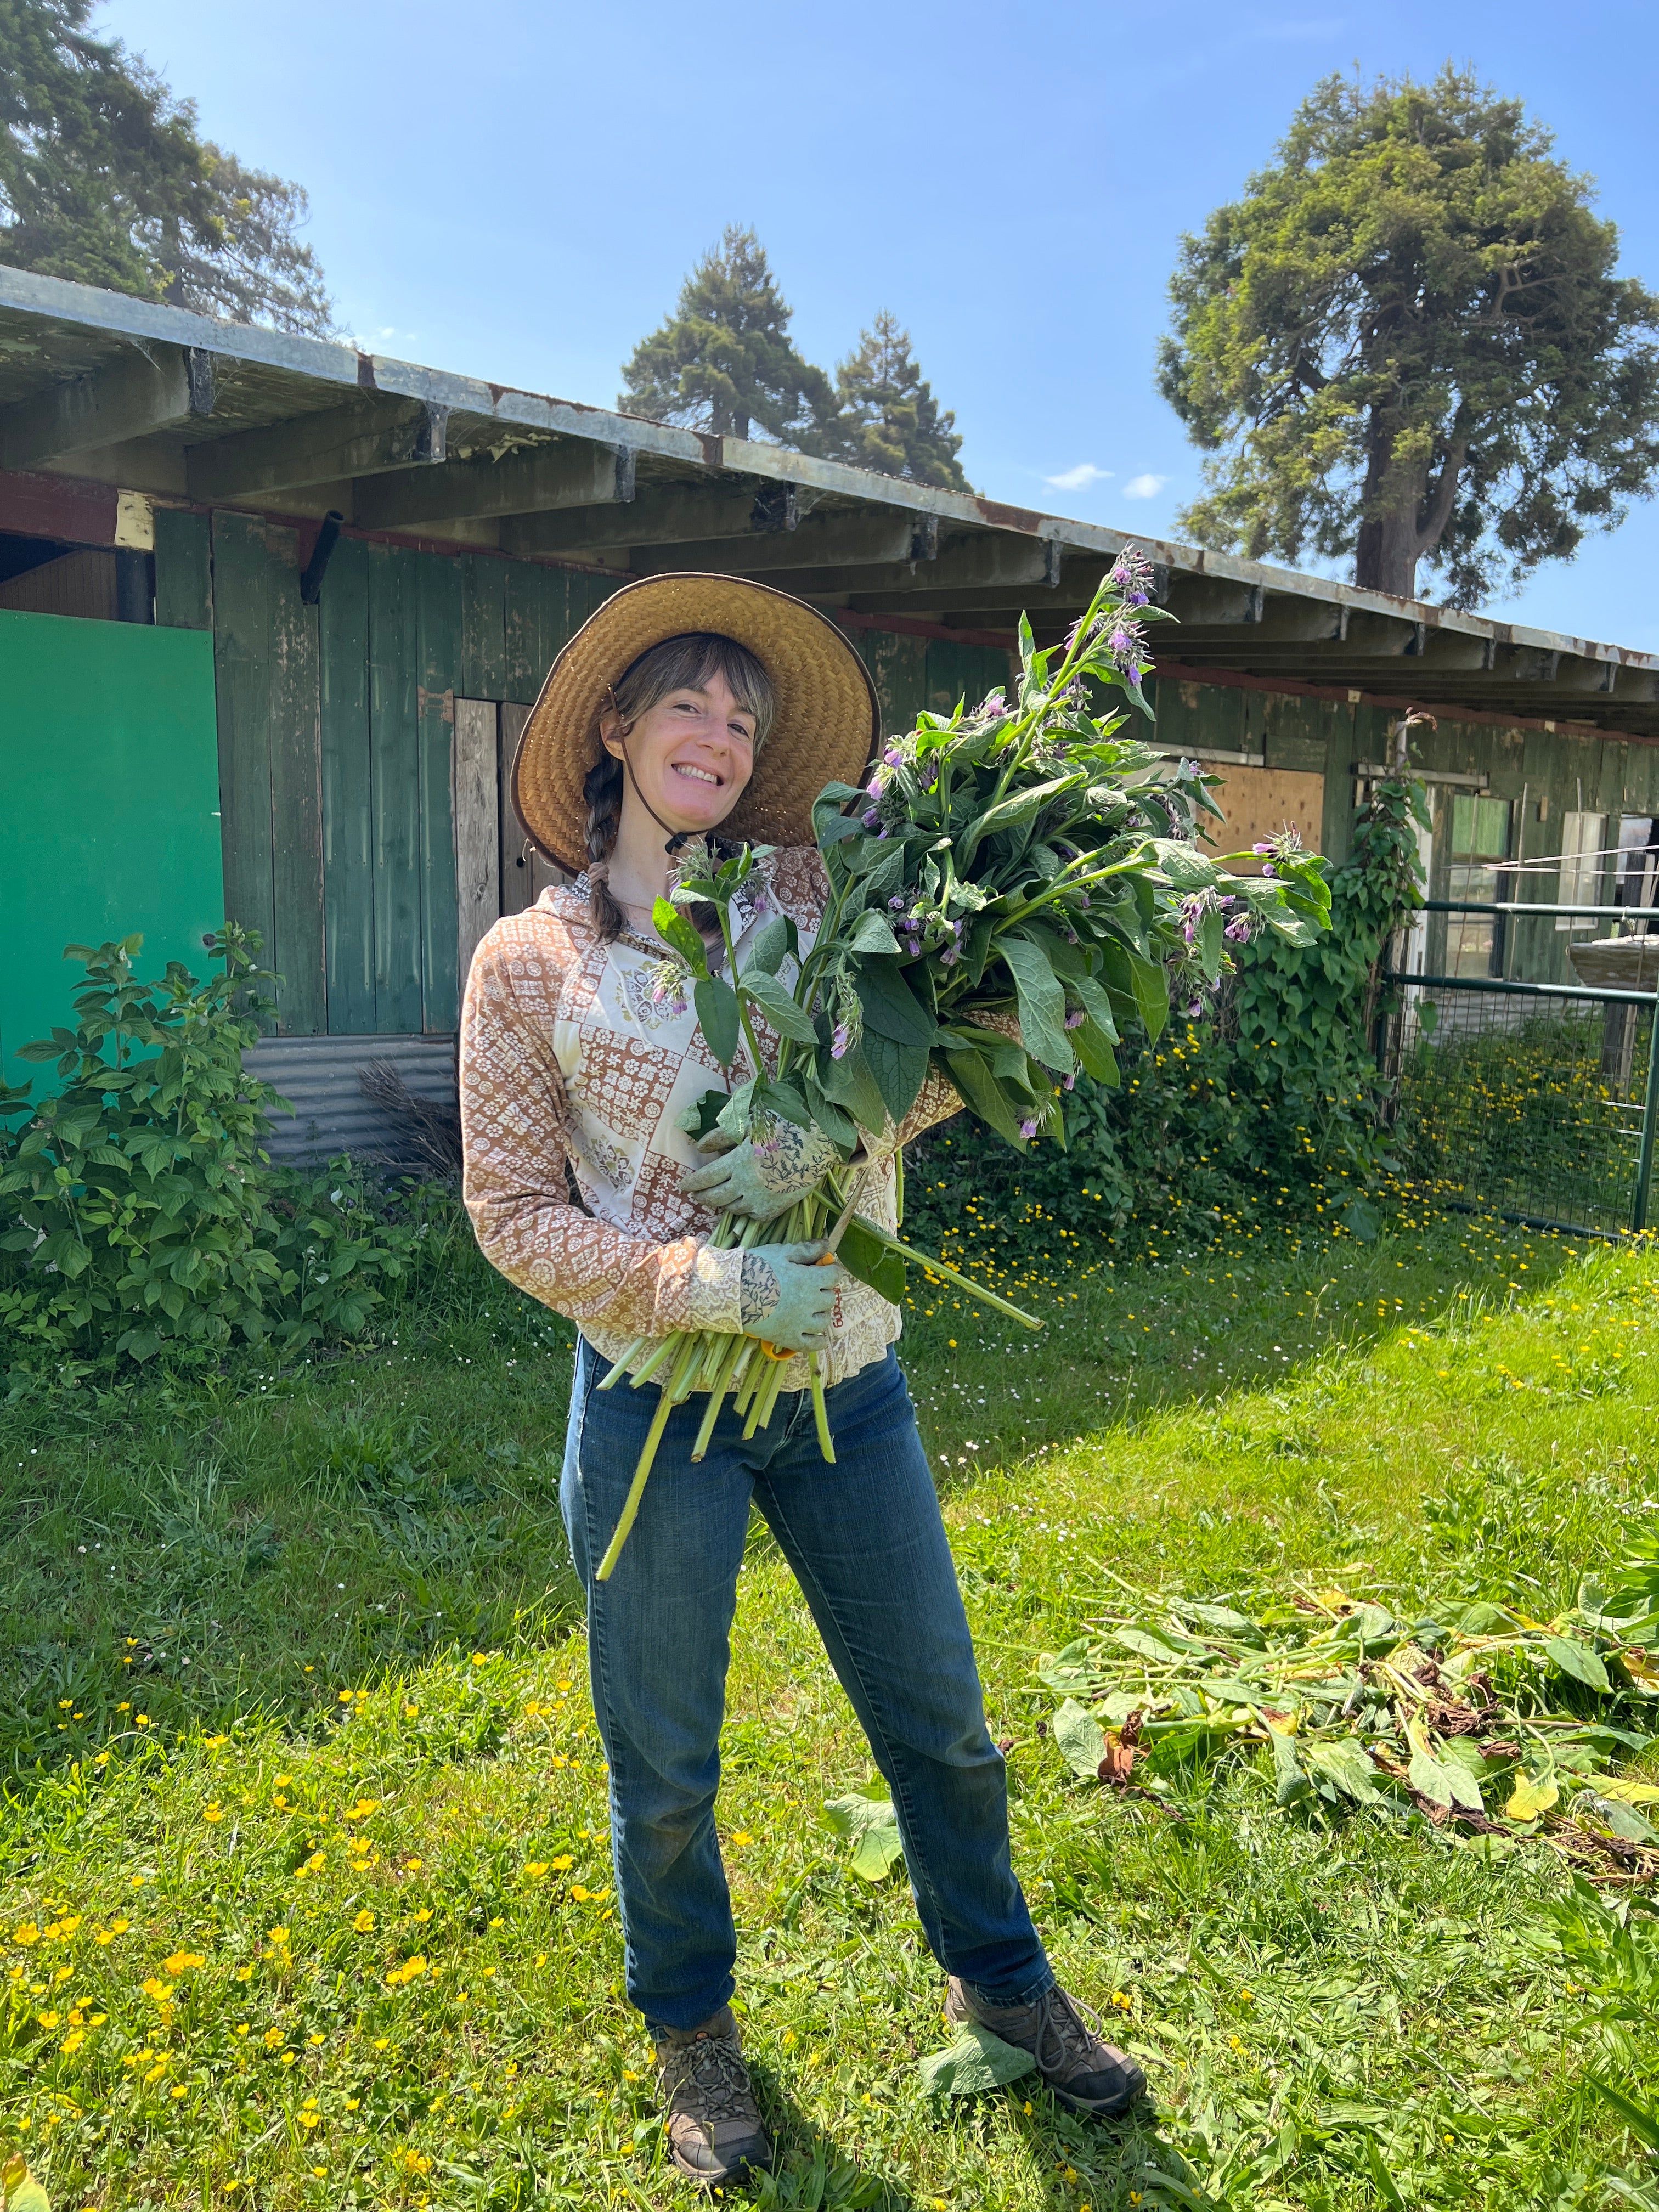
[1379,976,1657,1236]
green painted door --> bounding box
[0,610,223,1086]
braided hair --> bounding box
[583,753,627,942]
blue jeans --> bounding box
[560,1340,1054,2032]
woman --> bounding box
[460,573,1144,2187]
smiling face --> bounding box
[600,669,758,837]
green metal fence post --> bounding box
[1633,1000,1659,1235]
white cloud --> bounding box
[1045,462,1113,493]
[1123,473,1168,500]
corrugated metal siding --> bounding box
[246,1031,456,1166]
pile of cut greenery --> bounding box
[1040,1557,1659,1876]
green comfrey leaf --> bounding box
[823,1784,905,1881]
[860,1031,930,1125]
[917,2025,1036,2098]
[746,913,797,975]
[1070,1017,1120,1087]
[837,1217,907,1304]
[937,1049,1030,1150]
[802,1082,859,1151]
[816,1042,889,1138]
[853,961,938,1048]
[652,898,709,978]
[847,909,902,955]
[693,978,741,1068]
[740,970,819,1047]
[998,936,1075,1075]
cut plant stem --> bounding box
[809,1354,834,1462]
[594,1334,702,1581]
[594,1387,676,1582]
[850,1214,1043,1330]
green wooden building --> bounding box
[2,265,1655,1144]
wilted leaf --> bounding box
[823,1787,905,1881]
[1052,1699,1108,1781]
[1505,1769,1559,1821]
[917,2023,1036,2096]
[1305,1737,1387,1807]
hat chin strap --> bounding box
[607,687,706,858]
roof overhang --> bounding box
[3,264,1656,741]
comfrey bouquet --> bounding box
[594,553,1330,1575]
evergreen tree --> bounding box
[619,225,838,445]
[1159,66,1659,605]
[831,311,970,490]
[0,0,333,334]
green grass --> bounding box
[2,1199,1657,2210]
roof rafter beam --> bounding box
[185,396,449,502]
[0,341,215,471]
[782,531,1063,607]
[352,438,635,533]
[631,508,933,578]
[501,480,804,557]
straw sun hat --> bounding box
[511,572,881,876]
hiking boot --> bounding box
[946,1977,1147,2118]
[652,2006,772,2187]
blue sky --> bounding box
[101,0,1659,648]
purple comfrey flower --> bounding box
[862,809,882,830]
[1109,544,1155,604]
[978,689,1007,718]
[940,944,960,966]
[1224,915,1255,944]
[831,1022,852,1059]
[1185,1000,1203,1018]
[1064,1008,1086,1030]
[1108,621,1147,672]
[1062,1072,1076,1091]
[883,745,904,768]
[1019,1118,1040,1139]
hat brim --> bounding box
[510,572,881,877]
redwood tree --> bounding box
[1158,67,1659,605]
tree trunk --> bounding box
[1354,407,1470,601]
[1353,410,1428,599]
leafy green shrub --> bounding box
[907,775,1427,1248]
[0,931,421,1381]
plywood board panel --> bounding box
[319,534,375,1034]
[1199,764,1325,870]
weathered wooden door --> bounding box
[453,700,568,997]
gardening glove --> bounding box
[737,1242,848,1353]
[681,1115,837,1224]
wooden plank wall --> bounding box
[157,511,1659,1030]
[161,522,621,1036]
